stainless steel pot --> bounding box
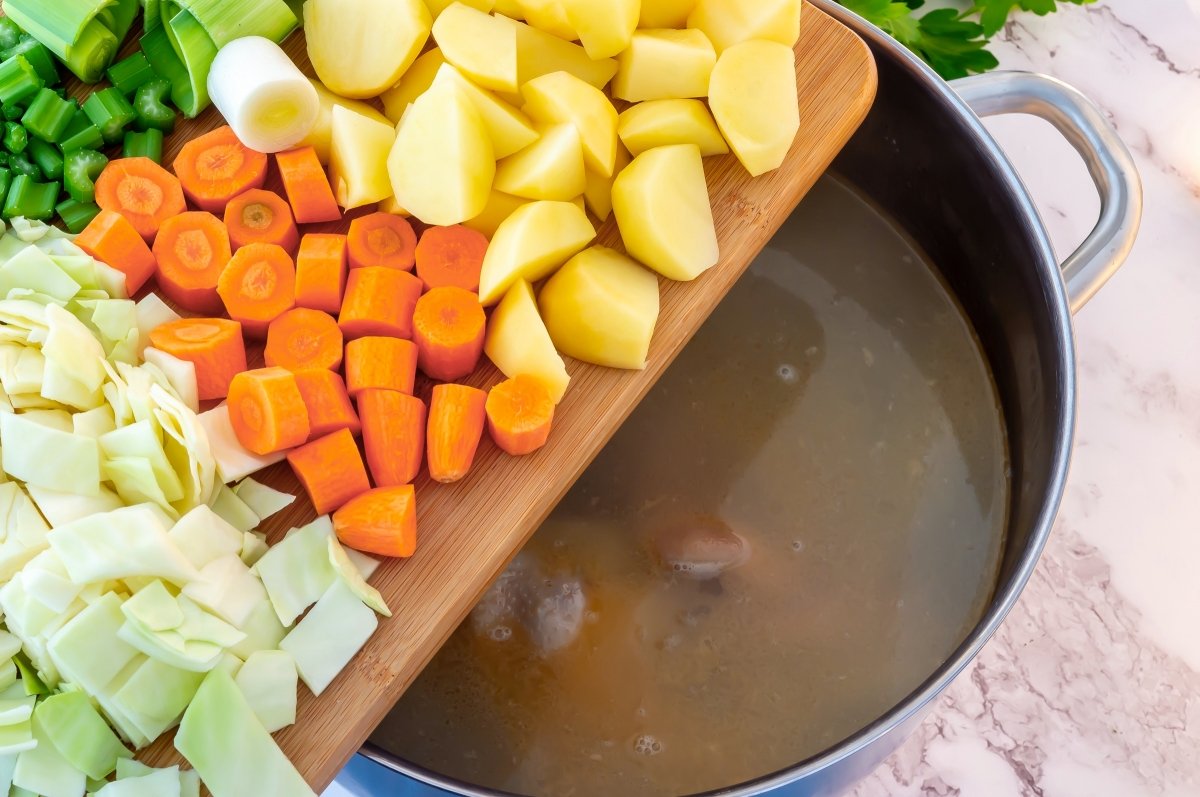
[329,2,1141,794]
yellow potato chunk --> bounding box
[500,16,619,89]
[494,123,586,202]
[380,49,446,123]
[561,0,639,59]
[617,99,729,157]
[688,0,802,52]
[612,144,718,281]
[494,0,524,18]
[478,200,595,305]
[709,40,799,176]
[485,279,571,402]
[612,29,715,102]
[329,106,396,210]
[582,143,630,222]
[305,0,430,98]
[464,190,532,238]
[378,195,410,217]
[432,3,519,92]
[424,0,493,18]
[516,0,577,39]
[639,0,696,28]
[539,246,660,370]
[298,80,392,165]
[388,80,496,226]
[432,64,538,158]
[521,71,618,176]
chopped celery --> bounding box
[233,477,295,521]
[180,554,268,627]
[6,152,37,178]
[95,766,182,797]
[0,169,11,207]
[2,122,27,154]
[64,148,107,203]
[56,197,101,233]
[121,127,163,163]
[0,245,82,301]
[280,580,377,696]
[209,483,258,533]
[59,110,104,153]
[2,175,57,220]
[12,707,87,797]
[106,52,159,96]
[254,516,338,627]
[0,20,21,53]
[233,649,296,733]
[34,690,130,779]
[133,78,175,133]
[82,88,135,144]
[0,56,43,107]
[46,504,198,585]
[27,138,62,180]
[168,505,243,570]
[0,39,60,86]
[328,537,391,617]
[197,405,287,483]
[175,668,317,797]
[21,89,73,142]
[0,411,101,495]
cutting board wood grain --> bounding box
[45,2,875,788]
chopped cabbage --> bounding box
[0,696,34,725]
[47,505,197,586]
[0,483,50,581]
[1,412,101,496]
[328,537,390,617]
[209,484,258,533]
[13,708,87,797]
[0,247,80,303]
[35,690,129,779]
[0,717,34,755]
[110,658,203,743]
[99,420,186,505]
[22,552,82,614]
[239,532,268,567]
[95,767,181,797]
[233,650,296,733]
[141,349,198,413]
[151,386,217,512]
[197,405,287,484]
[43,304,105,392]
[0,345,45,396]
[41,360,104,411]
[71,405,117,438]
[133,295,180,357]
[168,506,243,570]
[279,580,377,697]
[180,555,268,628]
[228,598,286,661]
[47,594,140,697]
[233,477,295,521]
[118,583,244,672]
[0,752,15,792]
[344,547,381,581]
[18,407,72,431]
[254,518,337,627]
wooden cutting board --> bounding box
[53,1,876,788]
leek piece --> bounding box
[34,690,130,779]
[209,483,258,533]
[279,580,377,696]
[82,88,136,144]
[197,405,286,483]
[162,10,216,118]
[233,649,296,733]
[121,127,163,163]
[2,122,27,155]
[46,593,141,695]
[96,766,182,797]
[44,301,105,389]
[2,0,137,84]
[238,531,268,568]
[227,595,285,660]
[106,52,159,97]
[55,197,100,234]
[132,78,175,133]
[27,138,62,180]
[175,668,317,797]
[12,706,87,797]
[0,411,101,495]
[177,0,298,47]
[206,35,318,153]
[168,504,243,570]
[0,245,82,301]
[99,419,187,503]
[233,477,294,521]
[46,504,198,585]
[141,348,198,412]
[328,537,390,617]
[0,718,34,755]
[110,658,202,742]
[59,110,104,153]
[180,554,267,627]
[139,26,193,117]
[0,39,59,86]
[0,56,42,107]
[2,175,57,220]
[21,89,74,143]
[254,516,337,627]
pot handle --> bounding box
[952,71,1142,313]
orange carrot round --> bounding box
[275,146,340,224]
[94,157,186,242]
[264,308,344,372]
[426,383,487,484]
[332,486,417,558]
[148,318,247,401]
[337,267,423,340]
[294,369,360,439]
[358,389,426,487]
[347,212,417,271]
[411,286,486,382]
[344,336,418,396]
[486,375,554,456]
[172,126,268,214]
[414,225,488,292]
[151,211,231,314]
[73,210,157,295]
[224,188,300,253]
[287,428,371,514]
[217,242,297,339]
[295,233,348,314]
[227,367,311,455]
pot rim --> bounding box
[361,2,1077,793]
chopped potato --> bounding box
[521,71,618,176]
[582,143,630,222]
[465,190,533,238]
[424,0,493,18]
[639,0,696,28]
[500,16,619,88]
[305,0,431,98]
[380,49,446,123]
[433,3,520,92]
[516,0,577,39]
[709,40,799,176]
[485,279,571,402]
[494,0,525,18]
[494,123,587,202]
[298,79,392,164]
[478,200,595,305]
[688,0,802,52]
[561,0,639,59]
[611,29,716,102]
[432,64,539,158]
[329,106,397,209]
[617,99,729,157]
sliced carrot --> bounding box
[295,233,348,314]
[217,242,297,339]
[358,389,426,486]
[344,336,418,396]
[172,125,268,214]
[94,157,186,242]
[426,383,487,483]
[227,367,311,455]
[275,146,340,224]
[347,212,417,271]
[264,308,344,372]
[411,286,486,382]
[337,266,422,340]
[486,375,554,456]
[73,210,157,295]
[414,225,488,292]
[287,428,370,514]
[151,210,232,314]
[332,486,417,558]
[294,369,360,439]
[224,188,300,254]
[147,318,247,401]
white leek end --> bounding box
[207,36,318,153]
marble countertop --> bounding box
[853,1,1200,795]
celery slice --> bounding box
[141,348,198,412]
[196,405,286,483]
[13,706,87,797]
[175,668,317,797]
[280,580,377,696]
[254,517,337,627]
[233,477,295,521]
[209,483,258,533]
[27,484,122,527]
[46,504,198,585]
[180,554,267,627]
[35,690,130,779]
[0,412,101,495]
[96,767,181,797]
[233,649,296,733]
[168,505,242,570]
[328,537,390,617]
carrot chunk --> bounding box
[347,212,417,271]
[275,146,341,224]
[217,242,297,338]
[294,369,360,439]
[426,383,487,483]
[147,318,247,401]
[264,308,344,372]
[332,486,417,558]
[151,211,232,314]
[412,286,486,381]
[295,234,348,314]
[287,428,370,514]
[172,126,268,214]
[227,367,311,455]
[486,375,554,455]
[344,336,417,396]
[73,210,156,295]
[94,157,186,241]
[414,225,488,292]
[224,188,300,254]
[337,266,422,340]
[358,389,425,487]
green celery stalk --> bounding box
[82,87,136,144]
[2,123,27,155]
[7,152,38,179]
[105,51,159,96]
[26,138,63,181]
[0,19,23,53]
[0,55,43,107]
[133,78,175,133]
[0,169,12,208]
[58,109,104,152]
[21,89,74,142]
[55,197,101,233]
[0,38,60,86]
[2,174,58,220]
[64,148,108,204]
[122,128,163,163]
[144,0,163,31]
[1,104,22,122]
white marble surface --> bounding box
[852,1,1200,794]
